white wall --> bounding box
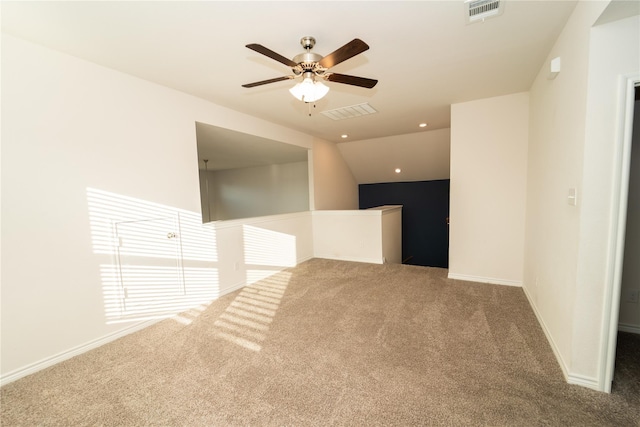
[449,92,529,286]
[312,206,402,265]
[337,128,451,184]
[208,161,309,221]
[523,2,604,385]
[211,211,314,290]
[380,207,403,264]
[0,35,352,383]
[311,138,358,210]
[619,99,640,332]
[523,1,640,390]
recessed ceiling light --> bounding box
[341,134,348,139]
[419,123,428,128]
[395,168,401,173]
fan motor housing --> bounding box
[292,51,324,75]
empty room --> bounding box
[1,1,639,425]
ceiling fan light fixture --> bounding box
[289,75,330,103]
[243,37,377,107]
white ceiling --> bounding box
[1,1,577,183]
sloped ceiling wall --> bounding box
[337,128,450,185]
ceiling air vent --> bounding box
[465,0,504,24]
[320,103,378,121]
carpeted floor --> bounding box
[613,331,640,411]
[1,259,639,426]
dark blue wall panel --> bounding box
[359,180,450,268]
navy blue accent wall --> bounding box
[359,180,450,268]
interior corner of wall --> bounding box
[521,283,574,386]
[307,150,316,211]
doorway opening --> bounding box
[611,85,640,397]
[603,77,640,394]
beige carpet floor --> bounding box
[1,258,639,426]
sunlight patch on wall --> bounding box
[243,225,296,267]
[87,188,217,262]
[101,265,219,324]
[243,224,296,270]
[87,188,219,324]
[242,225,297,286]
[213,271,291,352]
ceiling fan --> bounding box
[242,36,378,103]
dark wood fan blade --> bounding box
[326,73,378,89]
[246,44,298,68]
[242,76,294,88]
[318,39,370,69]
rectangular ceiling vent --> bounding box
[320,103,378,121]
[465,0,504,24]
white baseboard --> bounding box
[447,272,522,287]
[0,318,161,387]
[297,254,314,264]
[520,285,570,383]
[618,322,640,334]
[219,280,249,296]
[567,373,600,391]
[314,254,383,265]
[521,285,602,392]
[1,258,313,387]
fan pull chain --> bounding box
[307,102,317,117]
